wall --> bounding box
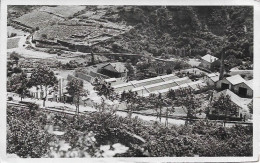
[216,78,232,90]
[204,77,215,86]
[233,82,253,97]
[200,60,211,69]
[75,71,93,83]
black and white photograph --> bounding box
[0,0,259,162]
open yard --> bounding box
[7,37,20,49]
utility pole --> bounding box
[219,50,225,80]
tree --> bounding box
[29,65,57,107]
[121,90,138,118]
[211,93,240,124]
[125,61,135,81]
[166,89,176,100]
[41,34,47,39]
[147,93,170,123]
[7,72,29,101]
[248,100,253,114]
[176,93,201,125]
[94,81,117,101]
[10,51,21,65]
[66,79,89,114]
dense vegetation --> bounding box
[7,103,252,157]
[96,6,253,61]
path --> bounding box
[9,93,252,127]
[7,31,54,59]
[9,93,186,126]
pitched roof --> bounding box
[226,75,246,85]
[214,89,252,110]
[244,80,253,90]
[201,54,219,63]
[131,76,164,87]
[160,74,179,81]
[102,62,128,73]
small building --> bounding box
[208,89,252,120]
[28,86,53,100]
[99,62,128,78]
[200,54,219,69]
[233,80,253,97]
[216,74,246,90]
[29,75,66,102]
[204,73,220,86]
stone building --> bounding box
[200,54,219,69]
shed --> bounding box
[216,74,245,90]
[233,80,253,97]
[200,54,219,69]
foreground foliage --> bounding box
[7,104,253,157]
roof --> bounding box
[161,74,179,81]
[244,80,253,90]
[145,80,179,93]
[214,89,252,110]
[131,76,164,87]
[175,77,192,85]
[207,72,219,78]
[201,54,219,63]
[226,75,246,85]
[211,76,220,82]
[102,62,128,73]
[112,82,135,93]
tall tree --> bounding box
[29,64,57,107]
[147,93,171,122]
[125,61,135,81]
[67,79,88,114]
[121,90,138,118]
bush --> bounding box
[10,33,17,37]
[7,96,13,101]
[7,103,253,157]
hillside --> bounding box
[8,6,253,61]
[94,6,253,60]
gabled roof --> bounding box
[226,74,246,85]
[201,54,219,63]
[211,76,220,82]
[207,73,220,82]
[102,62,128,73]
[213,89,252,110]
[244,80,253,90]
[160,74,179,81]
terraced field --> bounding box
[14,10,64,29]
[33,24,123,43]
[39,6,86,18]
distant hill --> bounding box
[8,6,253,61]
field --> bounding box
[7,26,28,36]
[39,6,86,18]
[7,38,20,49]
[33,24,123,44]
[14,10,64,29]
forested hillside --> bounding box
[97,6,253,61]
